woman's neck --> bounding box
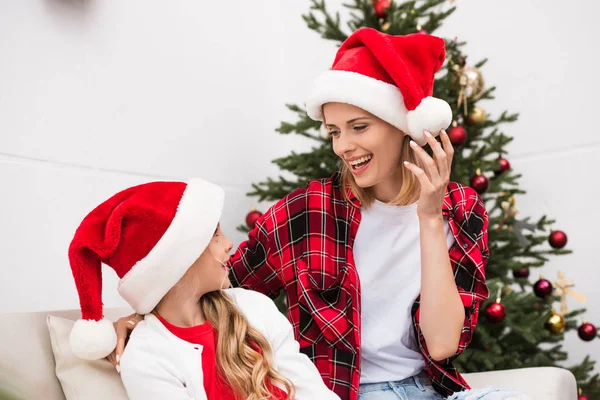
[155,287,207,327]
[372,167,407,203]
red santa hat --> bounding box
[306,27,452,146]
[67,178,224,360]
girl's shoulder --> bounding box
[120,319,161,364]
[122,316,182,359]
[222,288,284,331]
[222,287,276,310]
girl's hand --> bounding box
[106,313,143,372]
[403,130,454,220]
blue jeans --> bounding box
[358,372,444,400]
[359,373,532,400]
[449,387,533,400]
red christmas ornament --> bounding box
[533,278,553,299]
[549,230,568,249]
[448,125,467,146]
[578,395,590,400]
[512,268,530,278]
[470,173,489,194]
[245,209,263,230]
[372,0,390,18]
[485,302,506,323]
[495,157,511,175]
[578,322,597,342]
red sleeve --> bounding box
[228,210,284,300]
[452,189,490,358]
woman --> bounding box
[67,179,339,399]
[226,28,488,399]
[114,28,529,400]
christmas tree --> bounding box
[238,0,599,397]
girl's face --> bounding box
[324,102,406,193]
[187,224,233,293]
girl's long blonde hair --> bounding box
[341,134,424,207]
[200,291,296,400]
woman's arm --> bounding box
[404,130,489,361]
[228,208,285,299]
[418,216,465,361]
[415,192,489,362]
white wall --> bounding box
[1,0,598,370]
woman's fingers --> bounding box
[409,137,441,183]
[113,313,143,368]
[423,130,449,181]
[439,129,454,176]
[404,161,433,192]
[106,350,117,368]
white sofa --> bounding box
[0,308,579,400]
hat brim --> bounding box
[306,70,409,130]
[306,70,451,146]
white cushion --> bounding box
[46,315,129,400]
[0,310,77,400]
[463,367,578,400]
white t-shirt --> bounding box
[354,200,455,384]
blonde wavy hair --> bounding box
[199,291,296,400]
[341,134,425,208]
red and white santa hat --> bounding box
[306,27,452,146]
[67,178,224,360]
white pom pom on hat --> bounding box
[406,97,453,146]
[69,318,117,360]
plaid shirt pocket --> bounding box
[296,258,356,353]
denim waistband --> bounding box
[359,370,432,394]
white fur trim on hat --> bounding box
[306,70,409,132]
[69,318,117,360]
[306,70,452,146]
[117,178,224,314]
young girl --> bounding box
[67,179,340,399]
[114,29,530,400]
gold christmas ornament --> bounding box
[495,194,537,246]
[496,196,518,232]
[453,64,484,113]
[553,271,587,316]
[469,106,486,124]
[462,66,485,99]
[546,310,566,334]
[544,271,588,335]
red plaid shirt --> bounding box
[229,173,489,399]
